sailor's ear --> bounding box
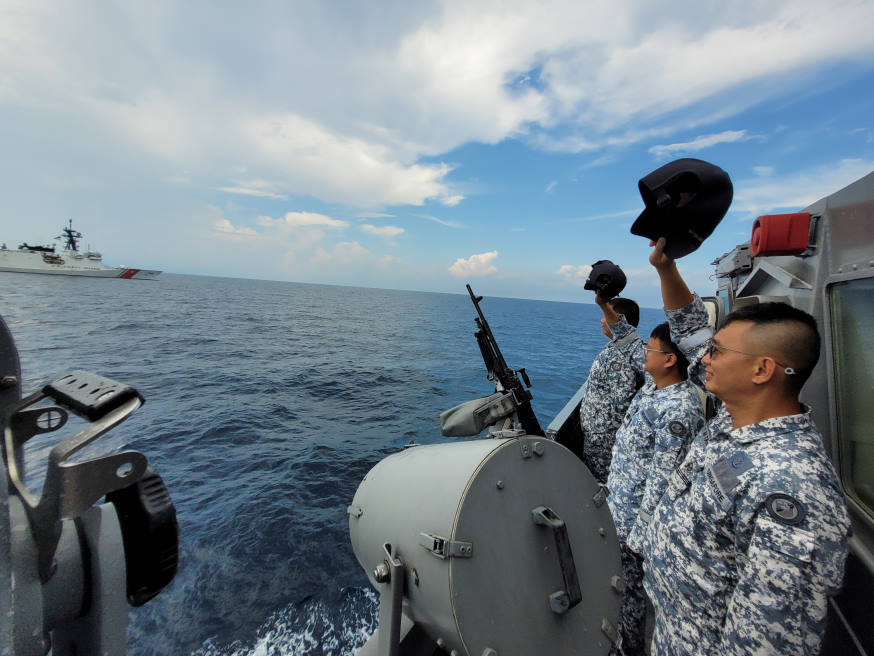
[751,357,779,385]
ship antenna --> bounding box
[60,219,82,252]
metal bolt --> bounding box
[373,562,390,583]
[436,638,445,647]
[533,441,544,456]
[598,527,606,538]
[496,480,504,489]
[482,650,498,656]
[0,375,17,389]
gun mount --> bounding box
[349,287,621,655]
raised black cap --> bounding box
[584,260,627,300]
[631,158,733,258]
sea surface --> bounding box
[0,272,662,655]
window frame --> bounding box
[825,271,874,527]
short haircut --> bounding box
[723,302,820,393]
[609,297,640,327]
[650,322,689,379]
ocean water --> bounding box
[0,272,662,655]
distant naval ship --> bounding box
[0,220,161,279]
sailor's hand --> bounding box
[648,237,675,272]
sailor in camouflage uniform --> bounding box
[579,294,645,484]
[640,238,850,655]
[606,322,705,656]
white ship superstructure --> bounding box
[0,220,160,279]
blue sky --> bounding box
[1,0,873,307]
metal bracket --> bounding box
[347,505,363,518]
[601,617,620,645]
[375,543,404,656]
[519,434,531,458]
[3,373,148,582]
[592,485,608,508]
[418,532,473,559]
[532,506,582,614]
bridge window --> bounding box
[830,277,874,519]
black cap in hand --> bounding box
[631,158,733,258]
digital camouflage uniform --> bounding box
[579,316,645,484]
[606,378,705,656]
[640,295,850,655]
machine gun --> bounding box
[438,285,543,439]
[349,286,622,656]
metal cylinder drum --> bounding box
[349,437,622,656]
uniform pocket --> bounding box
[749,515,814,564]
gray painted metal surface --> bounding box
[350,437,621,655]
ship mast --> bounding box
[58,219,82,252]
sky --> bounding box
[1,0,873,307]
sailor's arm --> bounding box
[718,480,850,655]
[597,292,645,375]
[596,290,621,323]
[649,237,694,310]
[649,237,713,386]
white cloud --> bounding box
[213,219,258,236]
[449,251,499,277]
[361,224,404,238]
[311,241,372,265]
[241,113,457,207]
[563,209,638,224]
[4,0,873,213]
[733,158,874,216]
[555,264,592,286]
[849,127,874,144]
[357,212,394,219]
[752,165,774,177]
[257,211,348,229]
[545,181,557,193]
[379,255,401,267]
[217,184,289,200]
[648,130,751,159]
[415,214,463,228]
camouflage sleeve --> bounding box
[626,403,700,553]
[608,314,635,340]
[609,315,645,372]
[718,490,850,655]
[665,294,713,388]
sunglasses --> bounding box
[706,342,796,375]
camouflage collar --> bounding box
[729,410,813,444]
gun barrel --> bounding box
[465,284,543,436]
